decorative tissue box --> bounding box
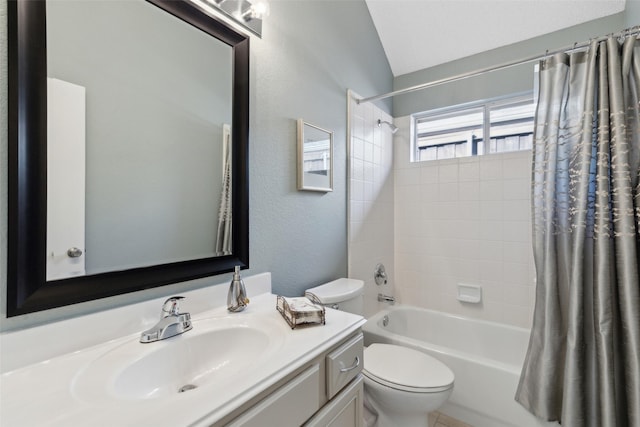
[276,295,326,329]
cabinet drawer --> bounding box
[326,334,363,399]
[226,364,321,427]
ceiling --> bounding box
[365,0,627,76]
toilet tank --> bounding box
[305,278,364,315]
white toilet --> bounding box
[305,278,455,427]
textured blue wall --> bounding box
[0,0,393,330]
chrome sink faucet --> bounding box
[140,296,193,343]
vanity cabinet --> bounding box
[220,332,364,427]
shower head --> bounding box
[377,119,398,134]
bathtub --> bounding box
[363,306,559,427]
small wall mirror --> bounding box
[297,119,333,192]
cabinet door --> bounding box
[227,364,321,427]
[304,375,364,427]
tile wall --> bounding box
[347,93,395,318]
[393,115,536,328]
[347,107,535,328]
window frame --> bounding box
[412,91,535,162]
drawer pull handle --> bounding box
[339,356,360,373]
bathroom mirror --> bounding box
[7,0,250,316]
[297,119,333,192]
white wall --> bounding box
[393,115,535,328]
[348,93,395,318]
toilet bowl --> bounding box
[305,278,455,427]
[362,343,454,427]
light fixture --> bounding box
[201,0,269,38]
[242,0,270,21]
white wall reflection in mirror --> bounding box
[297,119,333,192]
[46,0,234,277]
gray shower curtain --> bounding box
[515,36,640,426]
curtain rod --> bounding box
[357,25,640,105]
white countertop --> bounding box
[0,275,365,427]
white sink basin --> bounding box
[73,314,285,402]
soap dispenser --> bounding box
[227,266,249,312]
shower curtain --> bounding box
[216,125,232,256]
[515,36,640,426]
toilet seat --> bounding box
[363,343,454,393]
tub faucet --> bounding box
[378,293,395,305]
[140,296,193,343]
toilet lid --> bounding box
[363,344,454,392]
[305,278,363,304]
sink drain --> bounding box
[178,384,198,393]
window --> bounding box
[413,93,535,162]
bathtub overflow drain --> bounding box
[178,384,197,393]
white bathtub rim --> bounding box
[363,305,529,376]
[366,305,531,335]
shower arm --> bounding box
[377,119,398,133]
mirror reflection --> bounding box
[297,120,333,192]
[45,0,233,280]
[8,0,249,317]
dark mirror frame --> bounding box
[7,0,250,317]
